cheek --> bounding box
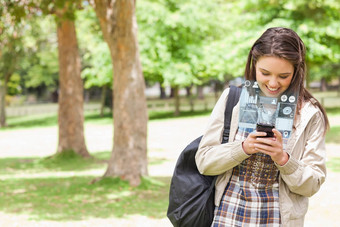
[255,70,261,81]
[282,77,293,88]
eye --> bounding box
[279,75,290,79]
[261,71,270,76]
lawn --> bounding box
[0,151,171,221]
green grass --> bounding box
[0,151,171,221]
[0,176,170,221]
[4,114,58,129]
[2,109,212,130]
[326,125,340,144]
[325,107,340,116]
[327,157,340,172]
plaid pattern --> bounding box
[212,128,283,226]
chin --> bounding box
[265,92,280,97]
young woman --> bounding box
[195,27,329,226]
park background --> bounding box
[1,0,340,226]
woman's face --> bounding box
[255,56,294,98]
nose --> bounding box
[268,77,279,87]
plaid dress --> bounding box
[212,128,283,227]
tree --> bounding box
[0,1,25,127]
[55,3,90,157]
[92,0,148,186]
[2,0,90,157]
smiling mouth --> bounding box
[266,86,280,93]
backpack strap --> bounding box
[222,85,241,144]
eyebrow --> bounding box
[259,68,292,75]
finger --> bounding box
[255,147,271,156]
[253,131,267,138]
[272,129,283,143]
[254,143,273,152]
[256,137,275,146]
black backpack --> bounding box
[167,85,241,227]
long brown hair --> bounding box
[244,27,329,133]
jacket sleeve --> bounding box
[275,110,327,197]
[195,88,250,176]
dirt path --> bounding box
[0,115,339,226]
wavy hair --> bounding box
[244,27,329,133]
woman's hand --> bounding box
[253,128,289,166]
[242,131,267,155]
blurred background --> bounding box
[0,0,339,226]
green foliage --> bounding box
[7,73,22,95]
[137,0,235,87]
[0,2,26,83]
[81,42,112,88]
[4,0,340,98]
[23,21,59,89]
[1,4,59,97]
[76,6,112,89]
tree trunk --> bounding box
[0,80,7,127]
[338,76,340,97]
[100,84,107,117]
[320,77,327,91]
[160,84,166,99]
[173,86,180,116]
[185,86,192,97]
[197,85,204,99]
[170,87,175,98]
[56,16,90,157]
[186,86,194,111]
[93,0,148,186]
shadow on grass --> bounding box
[0,151,167,175]
[3,114,58,130]
[0,176,171,221]
[0,151,110,175]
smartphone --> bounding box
[256,123,274,137]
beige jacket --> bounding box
[195,88,327,227]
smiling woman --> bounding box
[255,56,294,98]
[195,27,330,227]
